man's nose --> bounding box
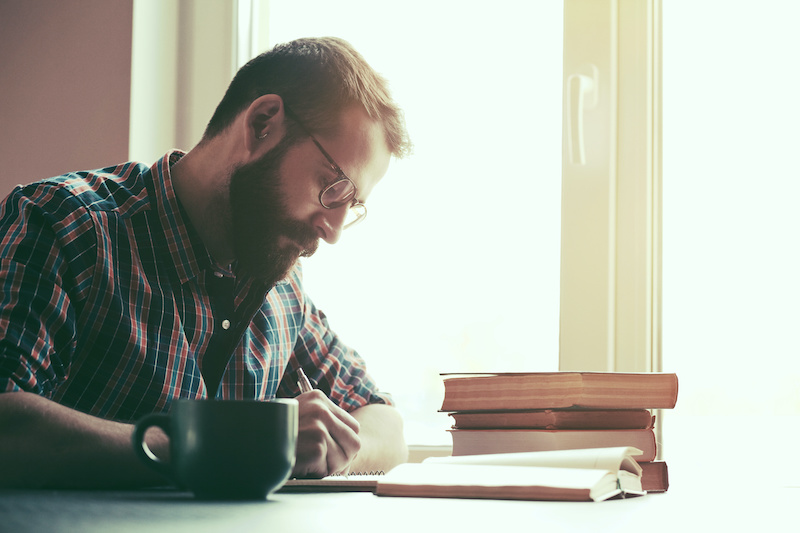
[312,207,347,244]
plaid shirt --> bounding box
[0,151,391,422]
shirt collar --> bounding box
[148,150,212,284]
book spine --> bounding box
[638,461,669,492]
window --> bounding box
[267,0,564,444]
[663,0,800,416]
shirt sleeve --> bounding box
[0,185,86,396]
[276,269,394,411]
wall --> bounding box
[129,0,237,164]
[0,0,133,195]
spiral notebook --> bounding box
[279,471,384,493]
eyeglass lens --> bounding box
[320,179,357,209]
[344,203,367,229]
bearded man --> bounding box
[0,37,411,488]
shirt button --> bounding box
[222,319,231,330]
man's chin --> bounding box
[299,241,319,258]
[235,249,298,285]
[235,236,318,284]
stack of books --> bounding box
[440,372,679,492]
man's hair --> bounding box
[203,37,411,158]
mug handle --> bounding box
[132,413,174,481]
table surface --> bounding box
[1,484,797,533]
[2,415,798,533]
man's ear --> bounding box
[242,94,286,155]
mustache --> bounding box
[279,219,319,256]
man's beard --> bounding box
[228,134,319,285]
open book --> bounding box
[375,447,646,502]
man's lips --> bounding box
[279,235,319,256]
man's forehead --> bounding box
[323,106,388,157]
[317,106,391,197]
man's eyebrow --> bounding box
[315,159,344,182]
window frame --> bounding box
[559,0,662,373]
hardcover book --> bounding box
[449,428,658,462]
[440,372,679,411]
[448,409,655,430]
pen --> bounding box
[296,366,354,476]
[296,367,313,394]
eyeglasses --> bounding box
[309,137,367,229]
[284,106,367,229]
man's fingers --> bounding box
[298,390,360,432]
[293,391,362,478]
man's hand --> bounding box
[292,390,361,478]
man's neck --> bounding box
[170,139,237,266]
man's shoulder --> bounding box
[14,161,153,217]
[264,263,306,309]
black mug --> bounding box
[132,399,298,499]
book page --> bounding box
[377,463,631,502]
[383,463,610,489]
[423,446,643,475]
